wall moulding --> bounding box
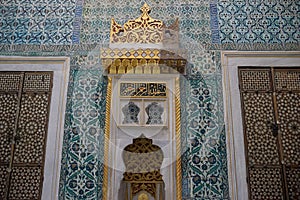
[221,51,300,200]
[100,48,187,75]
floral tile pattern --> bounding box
[189,50,221,75]
[180,73,228,199]
[59,65,107,200]
[0,0,77,44]
[217,0,300,44]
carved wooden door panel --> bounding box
[239,67,300,200]
[0,72,53,200]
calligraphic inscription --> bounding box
[120,82,167,97]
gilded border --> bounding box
[175,77,182,199]
[102,77,112,200]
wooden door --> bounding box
[0,72,53,200]
[239,67,300,200]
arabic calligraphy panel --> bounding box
[120,82,167,97]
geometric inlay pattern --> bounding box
[0,73,23,91]
[9,167,42,200]
[0,94,18,164]
[23,73,52,92]
[242,93,279,165]
[14,93,50,164]
[218,0,300,44]
[277,93,300,165]
[239,69,271,91]
[248,167,284,200]
[274,70,300,91]
[0,0,76,44]
[0,166,8,199]
[286,168,300,200]
[0,71,52,200]
[240,67,300,200]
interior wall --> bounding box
[0,0,299,200]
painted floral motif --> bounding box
[181,75,228,199]
[59,68,107,200]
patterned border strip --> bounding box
[72,0,85,44]
[0,43,299,55]
[101,48,188,59]
[210,0,220,44]
[0,44,98,55]
[208,43,300,51]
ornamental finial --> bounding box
[141,3,150,14]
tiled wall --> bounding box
[0,0,78,44]
[59,59,107,199]
[216,0,299,44]
[0,0,299,199]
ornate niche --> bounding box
[101,3,184,200]
[119,135,165,200]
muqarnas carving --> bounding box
[122,102,140,124]
[145,102,164,125]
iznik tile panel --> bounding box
[217,0,300,44]
[180,74,228,199]
[0,0,78,44]
[59,67,107,200]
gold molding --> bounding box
[175,77,182,200]
[102,77,112,200]
[100,48,187,75]
[101,48,187,59]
